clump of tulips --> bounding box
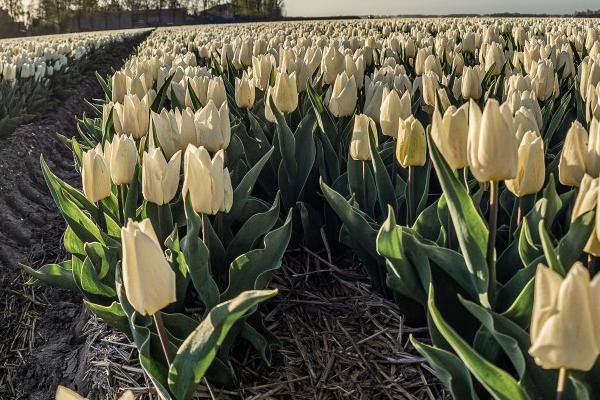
[24,18,600,399]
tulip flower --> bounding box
[396,116,426,169]
[380,90,411,137]
[529,263,600,371]
[113,94,150,139]
[484,42,505,76]
[430,103,469,169]
[328,72,357,118]
[252,54,275,91]
[505,131,545,198]
[82,144,111,204]
[350,114,377,162]
[530,60,555,102]
[194,100,231,153]
[207,77,227,108]
[186,75,210,107]
[514,106,541,142]
[271,70,299,114]
[571,174,600,256]
[182,145,232,215]
[587,118,600,177]
[55,385,86,400]
[112,70,127,103]
[559,121,588,187]
[363,80,386,123]
[142,149,182,206]
[150,109,181,160]
[421,71,439,109]
[235,72,256,109]
[175,107,198,150]
[461,66,482,99]
[322,45,345,85]
[104,135,138,186]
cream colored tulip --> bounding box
[484,42,505,76]
[175,107,197,150]
[186,75,209,107]
[182,145,231,215]
[272,71,298,114]
[207,77,227,108]
[467,99,518,182]
[396,115,426,168]
[350,114,377,161]
[514,106,541,142]
[363,79,386,123]
[112,70,127,103]
[82,144,111,203]
[530,60,555,102]
[328,72,357,117]
[529,263,600,371]
[421,71,439,108]
[587,119,600,177]
[506,131,545,197]
[559,121,588,187]
[380,90,411,137]
[114,94,150,139]
[150,109,181,160]
[55,385,86,400]
[194,100,231,152]
[322,45,345,85]
[142,149,182,206]
[235,72,256,109]
[252,54,275,91]
[571,174,600,256]
[105,134,137,185]
[461,66,482,99]
[121,219,177,316]
[430,103,469,169]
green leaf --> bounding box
[21,260,78,291]
[168,289,278,400]
[411,336,479,400]
[84,300,130,334]
[221,210,292,301]
[428,286,530,400]
[538,220,566,275]
[369,127,397,214]
[428,135,489,306]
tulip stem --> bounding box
[362,161,369,211]
[408,166,415,225]
[556,368,568,400]
[118,185,125,224]
[487,181,499,305]
[153,312,172,366]
[97,201,107,233]
[517,196,524,226]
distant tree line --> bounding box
[0,0,284,31]
[575,9,600,17]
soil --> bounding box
[0,36,146,400]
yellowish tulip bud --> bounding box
[113,94,150,139]
[328,72,357,118]
[142,149,181,206]
[571,174,600,256]
[182,145,232,215]
[207,77,227,108]
[505,131,545,197]
[194,100,231,153]
[529,263,600,371]
[421,71,439,108]
[430,103,469,169]
[82,144,111,203]
[252,54,275,91]
[111,71,127,103]
[322,45,345,85]
[396,115,426,168]
[55,385,86,400]
[121,219,177,316]
[105,134,137,185]
[235,72,256,109]
[380,90,411,137]
[175,107,197,150]
[272,70,298,114]
[467,99,519,182]
[150,109,181,160]
[350,114,377,161]
[461,66,482,100]
[559,121,588,187]
[587,118,600,177]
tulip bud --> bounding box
[326,72,356,118]
[272,70,298,114]
[322,45,345,85]
[252,54,275,91]
[175,107,197,150]
[430,103,469,169]
[424,54,442,78]
[587,118,600,177]
[396,115,426,168]
[207,77,227,108]
[461,66,482,99]
[506,131,545,197]
[484,42,505,76]
[350,114,377,161]
[113,94,150,139]
[559,121,588,187]
[102,102,113,136]
[421,71,439,108]
[186,75,209,107]
[467,99,518,182]
[380,90,411,137]
[142,149,182,206]
[235,72,256,109]
[56,385,86,400]
[363,80,386,123]
[150,109,181,160]
[112,71,127,103]
[105,135,138,185]
[194,100,231,152]
[182,145,232,215]
[514,106,540,142]
[571,174,600,256]
[121,219,177,316]
[529,263,600,371]
[530,60,555,102]
[82,144,111,203]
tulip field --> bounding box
[2,16,600,400]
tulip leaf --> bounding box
[168,289,278,400]
[165,227,191,305]
[152,73,175,112]
[186,79,204,111]
[518,218,542,266]
[414,199,441,242]
[501,278,534,329]
[64,225,86,255]
[74,256,117,299]
[307,83,337,144]
[21,260,78,292]
[294,113,318,199]
[538,220,566,275]
[224,147,274,226]
[315,129,340,184]
[428,286,530,400]
[543,94,571,151]
[85,242,118,284]
[84,300,131,334]
[221,210,292,301]
[558,211,595,272]
[369,127,397,214]
[410,336,479,400]
[181,194,220,312]
[428,135,489,306]
[226,192,281,263]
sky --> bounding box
[284,0,600,17]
